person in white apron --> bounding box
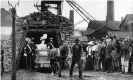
[35,34,48,65]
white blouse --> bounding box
[36,43,47,56]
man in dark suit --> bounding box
[70,39,83,79]
[105,38,116,73]
[99,41,106,71]
[129,41,133,73]
[24,38,35,71]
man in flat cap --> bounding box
[70,39,83,79]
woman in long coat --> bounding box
[129,41,133,73]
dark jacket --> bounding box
[24,43,35,56]
[130,42,133,62]
[130,49,133,62]
[47,42,54,49]
[105,43,116,59]
[100,46,106,58]
[115,39,121,54]
[121,41,131,60]
[72,44,83,60]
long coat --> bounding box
[121,41,131,61]
[129,42,133,62]
[130,48,133,62]
[105,43,116,59]
[72,44,83,61]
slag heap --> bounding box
[17,11,73,30]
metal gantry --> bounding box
[66,0,103,31]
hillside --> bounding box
[1,8,18,27]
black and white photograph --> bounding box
[0,0,133,80]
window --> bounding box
[125,25,128,31]
[123,25,128,31]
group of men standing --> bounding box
[23,33,133,79]
[23,35,84,79]
[85,35,133,74]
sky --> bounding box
[1,0,133,30]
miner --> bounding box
[70,39,83,79]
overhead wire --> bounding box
[73,0,102,26]
[74,19,85,26]
[66,1,96,29]
[67,1,88,24]
[71,0,102,29]
[67,0,98,29]
[66,0,104,30]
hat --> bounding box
[40,34,47,40]
[26,38,29,41]
[50,37,53,40]
[87,41,94,45]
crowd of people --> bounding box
[23,33,133,76]
[24,34,84,78]
[81,34,133,74]
[1,32,133,78]
[24,34,55,71]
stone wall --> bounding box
[2,22,24,73]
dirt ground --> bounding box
[1,69,133,80]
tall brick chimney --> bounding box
[106,0,114,21]
[69,10,74,28]
[69,10,74,24]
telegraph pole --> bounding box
[11,7,16,80]
[8,0,19,80]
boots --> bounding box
[70,69,73,78]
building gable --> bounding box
[119,14,133,31]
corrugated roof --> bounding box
[82,25,108,35]
[87,21,106,30]
[83,20,121,36]
[87,20,121,30]
[82,28,95,36]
